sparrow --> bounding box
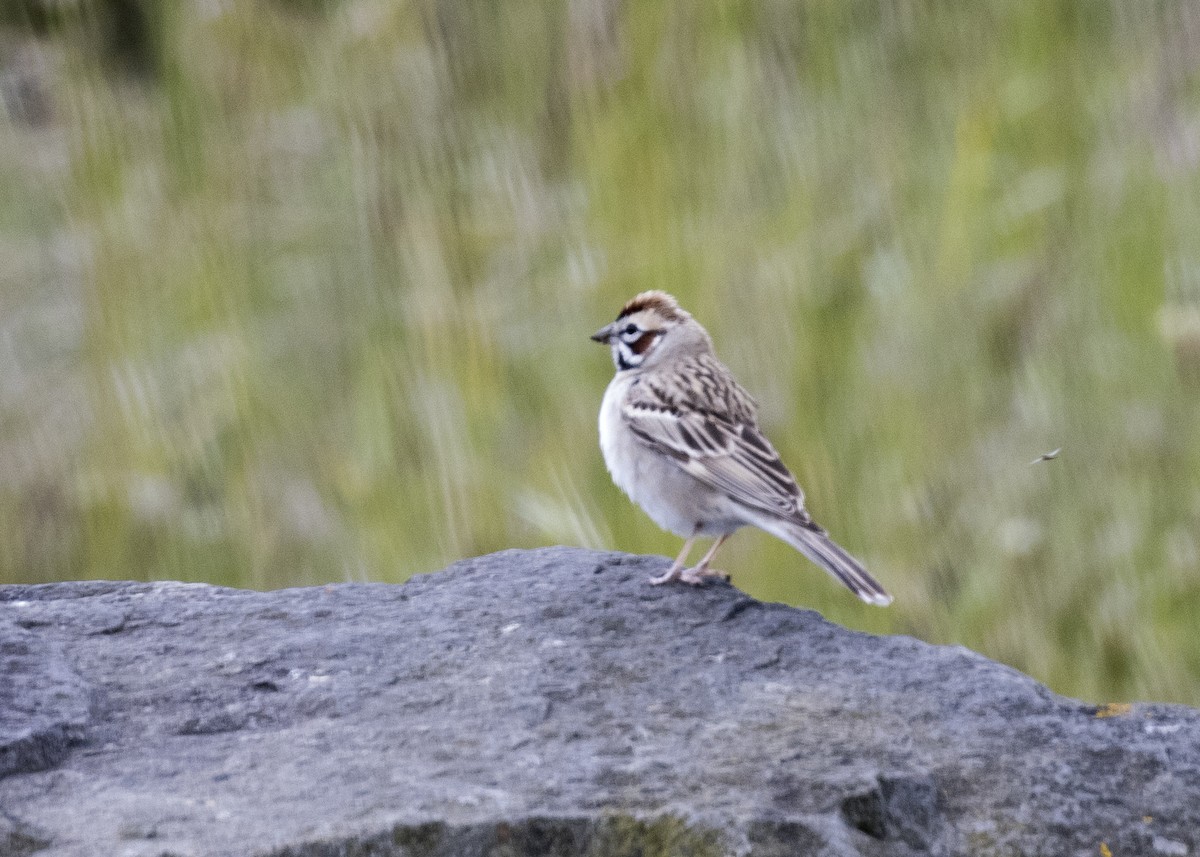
[592,291,892,605]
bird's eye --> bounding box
[623,324,638,336]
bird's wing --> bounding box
[622,355,810,522]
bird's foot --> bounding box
[649,565,684,585]
[679,566,730,586]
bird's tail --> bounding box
[758,516,893,606]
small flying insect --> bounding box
[1030,447,1062,465]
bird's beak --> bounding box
[591,323,614,344]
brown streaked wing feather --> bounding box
[622,355,806,519]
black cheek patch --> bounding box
[631,331,660,355]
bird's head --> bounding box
[591,291,712,371]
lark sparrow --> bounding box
[592,291,892,606]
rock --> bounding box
[0,617,91,779]
[0,546,1197,856]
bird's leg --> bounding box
[649,536,697,585]
[680,534,732,585]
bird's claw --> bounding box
[649,568,682,585]
[649,562,729,587]
[679,567,730,586]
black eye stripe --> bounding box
[611,322,661,371]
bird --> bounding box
[591,290,892,606]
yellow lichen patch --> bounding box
[1100,842,1113,857]
[1095,702,1133,718]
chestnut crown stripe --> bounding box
[617,290,688,323]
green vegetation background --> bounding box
[2,1,1198,704]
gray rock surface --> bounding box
[1,547,1197,857]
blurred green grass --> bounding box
[2,0,1199,704]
